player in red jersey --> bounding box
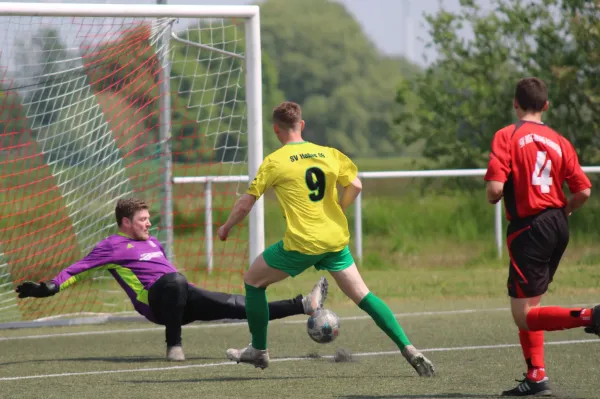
[484,77,599,396]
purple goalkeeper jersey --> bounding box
[51,233,177,323]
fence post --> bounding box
[495,199,503,259]
[354,191,363,263]
[205,180,213,272]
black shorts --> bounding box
[506,208,569,298]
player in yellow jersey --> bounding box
[217,101,435,376]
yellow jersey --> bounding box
[246,141,358,254]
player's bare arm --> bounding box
[486,181,504,204]
[339,176,362,211]
[565,188,591,216]
[218,193,257,241]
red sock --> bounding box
[519,330,546,381]
[527,307,592,331]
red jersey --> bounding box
[484,120,591,221]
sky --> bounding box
[16,0,496,66]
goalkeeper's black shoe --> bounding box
[584,304,600,336]
[501,377,552,397]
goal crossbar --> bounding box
[0,3,259,18]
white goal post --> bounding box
[0,2,264,327]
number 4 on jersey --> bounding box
[532,151,552,193]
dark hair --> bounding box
[514,77,548,112]
[115,198,148,227]
[272,101,302,130]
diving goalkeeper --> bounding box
[15,198,328,362]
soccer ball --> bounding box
[307,309,340,344]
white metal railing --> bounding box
[174,176,250,271]
[173,166,600,268]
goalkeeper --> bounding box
[219,101,435,377]
[15,198,328,362]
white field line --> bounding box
[0,338,598,382]
[0,307,509,341]
[0,303,595,342]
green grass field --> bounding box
[2,156,600,397]
[2,284,600,399]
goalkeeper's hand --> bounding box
[16,281,59,298]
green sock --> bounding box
[359,292,411,350]
[244,283,269,350]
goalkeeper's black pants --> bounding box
[148,272,305,347]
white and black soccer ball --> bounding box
[307,309,340,344]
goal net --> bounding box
[0,4,263,325]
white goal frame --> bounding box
[0,3,264,328]
[0,2,265,267]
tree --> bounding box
[0,90,30,153]
[13,27,123,166]
[79,20,285,164]
[15,28,86,130]
[169,20,285,162]
[83,24,161,160]
[260,0,421,157]
[396,0,600,168]
[35,95,121,166]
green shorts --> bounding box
[263,241,355,277]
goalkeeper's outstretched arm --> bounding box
[15,239,114,299]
